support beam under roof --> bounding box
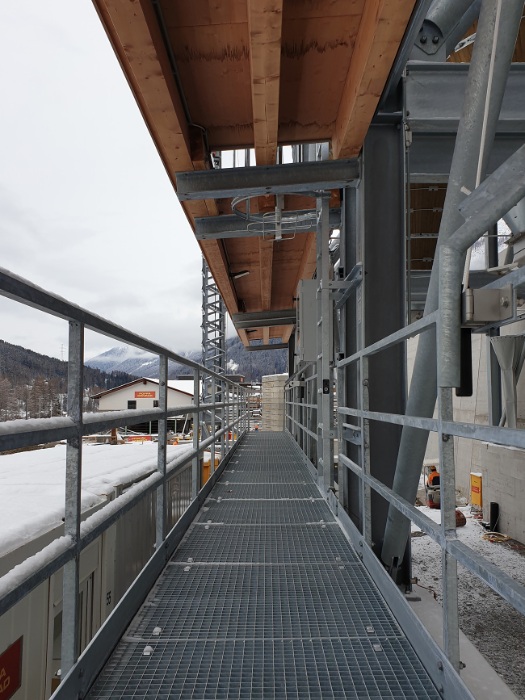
[245,343,287,351]
[248,0,283,166]
[259,237,274,311]
[176,159,359,200]
[232,308,296,329]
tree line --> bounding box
[0,340,134,421]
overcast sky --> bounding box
[0,0,215,361]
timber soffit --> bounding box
[91,0,418,345]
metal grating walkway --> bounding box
[87,432,441,700]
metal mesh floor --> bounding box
[87,432,440,700]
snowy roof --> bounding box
[0,442,193,559]
[91,377,194,399]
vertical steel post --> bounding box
[156,355,168,547]
[339,187,359,513]
[316,194,334,493]
[220,378,226,459]
[61,321,84,675]
[211,376,216,472]
[382,0,524,569]
[192,369,200,499]
[438,386,460,670]
[360,356,372,546]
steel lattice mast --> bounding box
[201,257,226,383]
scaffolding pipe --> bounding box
[381,0,524,569]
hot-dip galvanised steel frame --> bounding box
[285,1,525,698]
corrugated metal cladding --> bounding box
[87,432,440,700]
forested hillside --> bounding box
[225,337,287,381]
[0,340,135,420]
[86,336,288,382]
[0,333,288,421]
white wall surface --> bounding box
[97,379,193,412]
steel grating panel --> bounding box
[172,523,358,564]
[197,499,334,524]
[88,638,440,700]
[87,432,441,700]
[128,563,404,641]
[222,469,310,483]
[211,482,320,499]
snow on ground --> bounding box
[0,442,193,558]
[412,505,525,698]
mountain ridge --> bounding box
[86,337,287,382]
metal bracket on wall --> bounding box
[343,425,362,446]
[333,264,363,309]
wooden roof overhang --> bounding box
[92,0,418,346]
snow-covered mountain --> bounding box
[85,346,200,379]
[86,337,287,381]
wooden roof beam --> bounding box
[331,0,417,159]
[259,236,274,310]
[93,1,218,222]
[93,0,192,178]
[247,0,283,166]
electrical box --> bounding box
[296,280,317,362]
[462,287,513,326]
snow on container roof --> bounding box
[0,442,192,559]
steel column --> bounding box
[339,187,359,515]
[360,123,407,560]
[316,194,334,493]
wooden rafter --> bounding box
[259,237,274,311]
[247,0,283,165]
[331,0,417,159]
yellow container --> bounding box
[470,472,482,507]
[202,454,220,485]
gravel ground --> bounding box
[411,506,525,699]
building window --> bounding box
[128,400,137,409]
[153,400,159,408]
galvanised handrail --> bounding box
[285,294,525,690]
[0,266,249,680]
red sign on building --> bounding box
[0,637,23,700]
[134,391,156,399]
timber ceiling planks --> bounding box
[92,0,418,347]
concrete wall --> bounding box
[407,323,525,540]
[451,323,525,540]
